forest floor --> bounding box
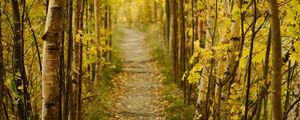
[110,27,166,120]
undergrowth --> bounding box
[83,27,124,119]
[142,23,194,120]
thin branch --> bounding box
[283,97,300,119]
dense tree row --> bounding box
[1,0,300,119]
[0,0,114,119]
[162,0,300,119]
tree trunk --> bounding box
[195,14,215,120]
[64,0,73,119]
[0,3,4,119]
[263,29,271,120]
[71,0,85,119]
[71,0,83,119]
[172,0,179,83]
[268,0,283,119]
[77,1,85,119]
[104,2,109,63]
[94,0,102,87]
[215,1,238,118]
[11,0,32,119]
[88,1,96,90]
[41,0,64,119]
[165,0,170,53]
[195,13,205,119]
[58,2,67,119]
[108,5,113,62]
[179,0,186,104]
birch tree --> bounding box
[71,0,83,119]
[41,0,64,119]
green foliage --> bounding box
[142,23,195,120]
[163,83,194,120]
[83,81,112,119]
[152,47,174,84]
[110,28,124,73]
[83,27,124,119]
[142,23,174,84]
[1,0,300,119]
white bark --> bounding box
[41,0,64,119]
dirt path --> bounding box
[110,28,165,120]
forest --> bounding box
[0,0,300,120]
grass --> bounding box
[83,27,124,119]
[163,83,195,120]
[152,47,194,120]
[83,23,195,119]
[142,23,195,120]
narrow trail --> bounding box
[110,28,165,120]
